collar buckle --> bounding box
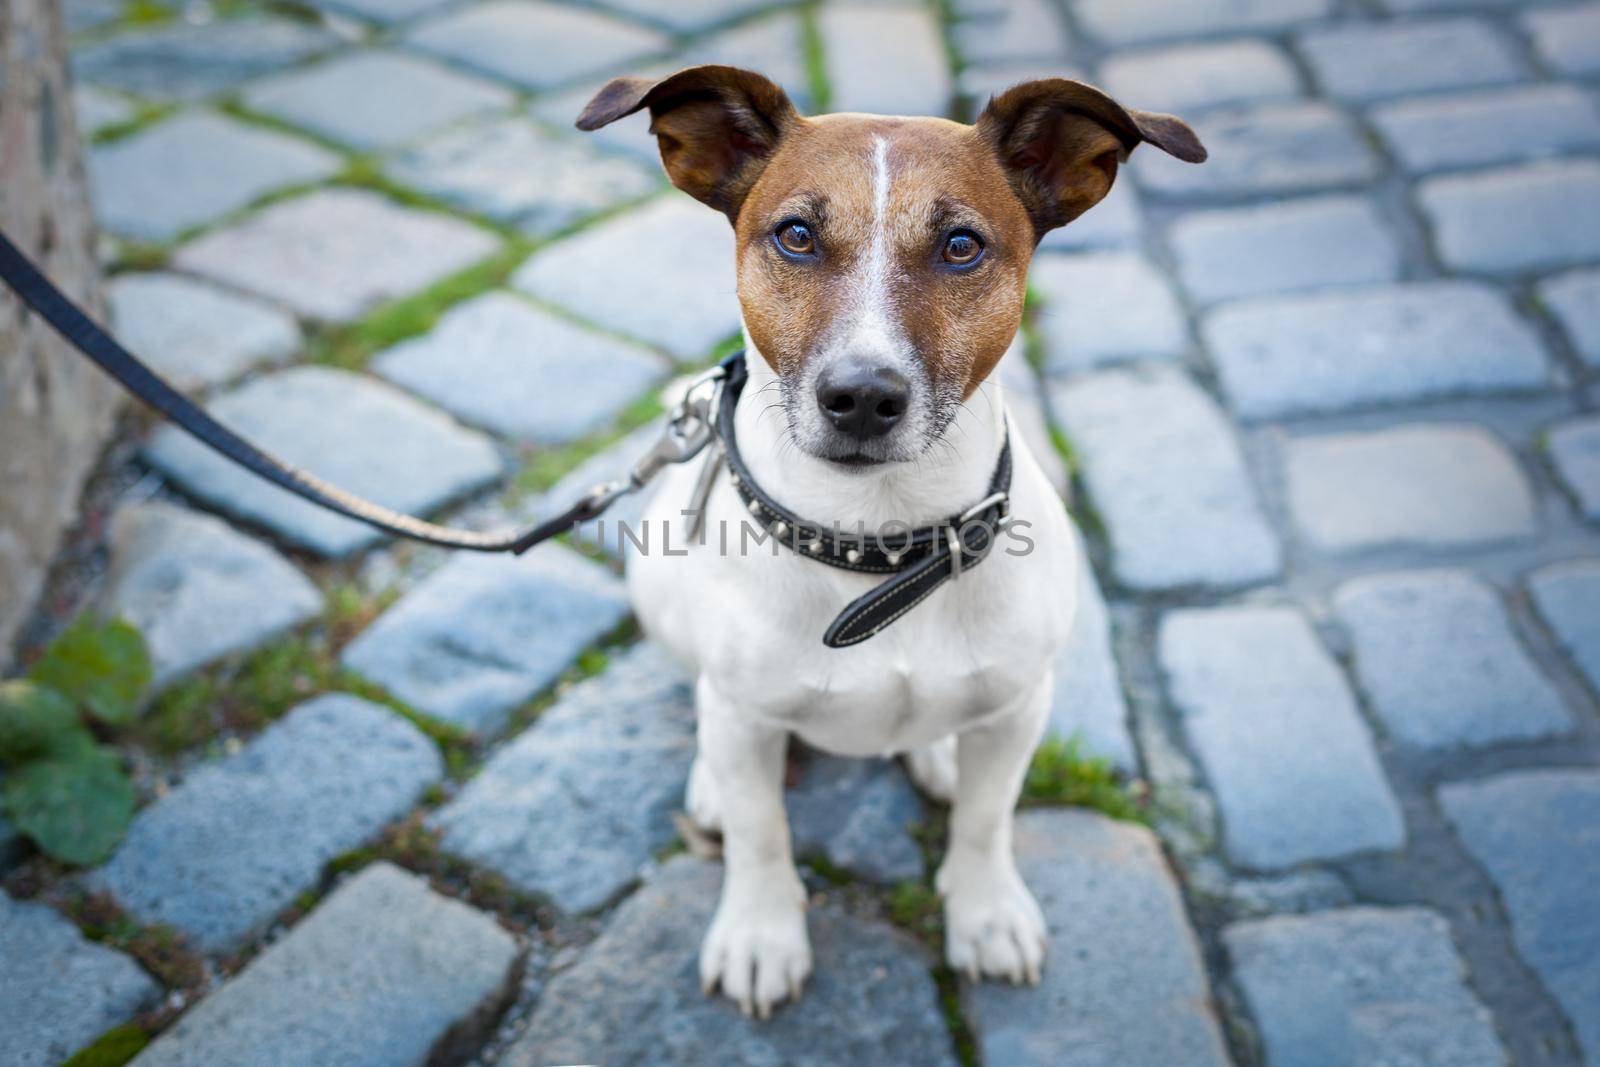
[948,490,1011,581]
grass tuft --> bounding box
[61,1024,150,1067]
[1022,736,1146,822]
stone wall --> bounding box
[0,0,117,664]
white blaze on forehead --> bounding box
[840,134,906,365]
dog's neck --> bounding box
[733,336,1007,531]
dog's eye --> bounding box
[775,221,816,256]
[942,230,984,266]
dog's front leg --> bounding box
[695,676,811,1018]
[937,676,1050,984]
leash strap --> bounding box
[1,226,1010,646]
[715,355,1014,648]
[0,229,627,555]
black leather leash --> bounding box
[1,229,1011,646]
[0,229,614,554]
[715,355,1013,648]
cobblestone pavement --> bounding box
[3,0,1599,1064]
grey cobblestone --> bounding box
[343,547,629,733]
[89,111,341,241]
[94,695,443,954]
[963,808,1231,1067]
[1169,195,1401,304]
[373,291,665,444]
[513,196,739,361]
[1418,159,1600,274]
[1,892,160,1067]
[1285,423,1537,554]
[101,501,323,688]
[108,272,301,390]
[818,6,952,117]
[64,0,123,34]
[131,863,519,1067]
[1333,569,1572,748]
[1050,365,1282,591]
[681,12,814,112]
[504,855,958,1067]
[1098,39,1300,116]
[305,0,454,24]
[1371,84,1600,175]
[1540,268,1600,367]
[1134,101,1380,199]
[951,0,1073,65]
[600,0,774,34]
[1040,177,1143,250]
[996,348,1070,497]
[75,85,135,135]
[1201,281,1551,420]
[789,754,926,884]
[1049,555,1135,771]
[241,50,515,151]
[1297,17,1525,102]
[1072,0,1334,46]
[1547,414,1600,522]
[408,0,670,91]
[1441,769,1600,1065]
[145,365,503,556]
[1225,907,1506,1067]
[430,643,693,913]
[1528,558,1600,696]
[174,188,500,322]
[1031,251,1188,373]
[73,15,339,100]
[1523,4,1600,77]
[1160,604,1404,869]
[388,116,659,237]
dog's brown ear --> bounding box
[976,79,1205,237]
[578,65,799,221]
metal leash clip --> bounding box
[572,364,728,519]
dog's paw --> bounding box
[699,889,811,1019]
[937,854,1047,985]
[905,736,958,803]
[685,755,723,833]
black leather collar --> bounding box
[714,352,1013,648]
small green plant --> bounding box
[1,618,151,865]
[1022,735,1146,823]
[60,1023,150,1067]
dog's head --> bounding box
[579,66,1205,469]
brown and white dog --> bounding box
[578,66,1205,1017]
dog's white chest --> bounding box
[628,430,1078,757]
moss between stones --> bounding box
[325,815,549,934]
[303,241,532,372]
[798,2,832,115]
[61,1023,151,1067]
[138,587,476,778]
[91,100,179,147]
[62,889,206,990]
[1022,736,1148,823]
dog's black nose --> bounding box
[815,363,909,440]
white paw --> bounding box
[937,854,1048,985]
[685,754,723,833]
[905,736,958,803]
[699,882,812,1019]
